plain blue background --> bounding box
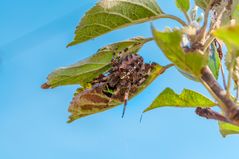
[1,1,238,159]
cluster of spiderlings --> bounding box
[91,54,155,116]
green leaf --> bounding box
[219,122,239,137]
[213,25,239,52]
[195,0,210,10]
[42,37,151,89]
[176,0,190,12]
[208,43,221,79]
[68,64,167,122]
[68,0,164,46]
[214,25,239,88]
[152,27,208,78]
[144,88,216,112]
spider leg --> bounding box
[122,89,130,118]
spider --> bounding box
[91,54,154,118]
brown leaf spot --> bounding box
[41,83,51,89]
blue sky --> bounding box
[1,1,238,159]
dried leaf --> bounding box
[68,63,166,122]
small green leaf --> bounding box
[219,122,239,137]
[208,43,221,79]
[68,64,167,122]
[68,0,164,46]
[176,0,190,12]
[42,37,151,89]
[195,0,210,10]
[214,25,239,88]
[144,88,216,112]
[152,27,208,78]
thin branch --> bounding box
[227,54,234,97]
[183,10,191,24]
[221,66,227,90]
[200,0,214,42]
[203,35,215,52]
[200,66,239,126]
[196,107,231,123]
[207,3,227,34]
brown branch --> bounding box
[195,107,230,123]
[200,66,239,126]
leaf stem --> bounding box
[155,14,188,27]
[203,36,215,52]
[164,63,175,69]
[145,37,154,42]
[221,66,227,90]
[159,64,175,74]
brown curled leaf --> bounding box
[68,63,166,123]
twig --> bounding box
[227,54,234,97]
[183,10,191,24]
[208,2,227,34]
[221,66,227,90]
[203,35,215,52]
[200,66,239,126]
[196,107,231,123]
[200,0,214,42]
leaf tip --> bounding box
[41,83,51,89]
[66,42,74,48]
[67,119,73,124]
[143,109,150,113]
